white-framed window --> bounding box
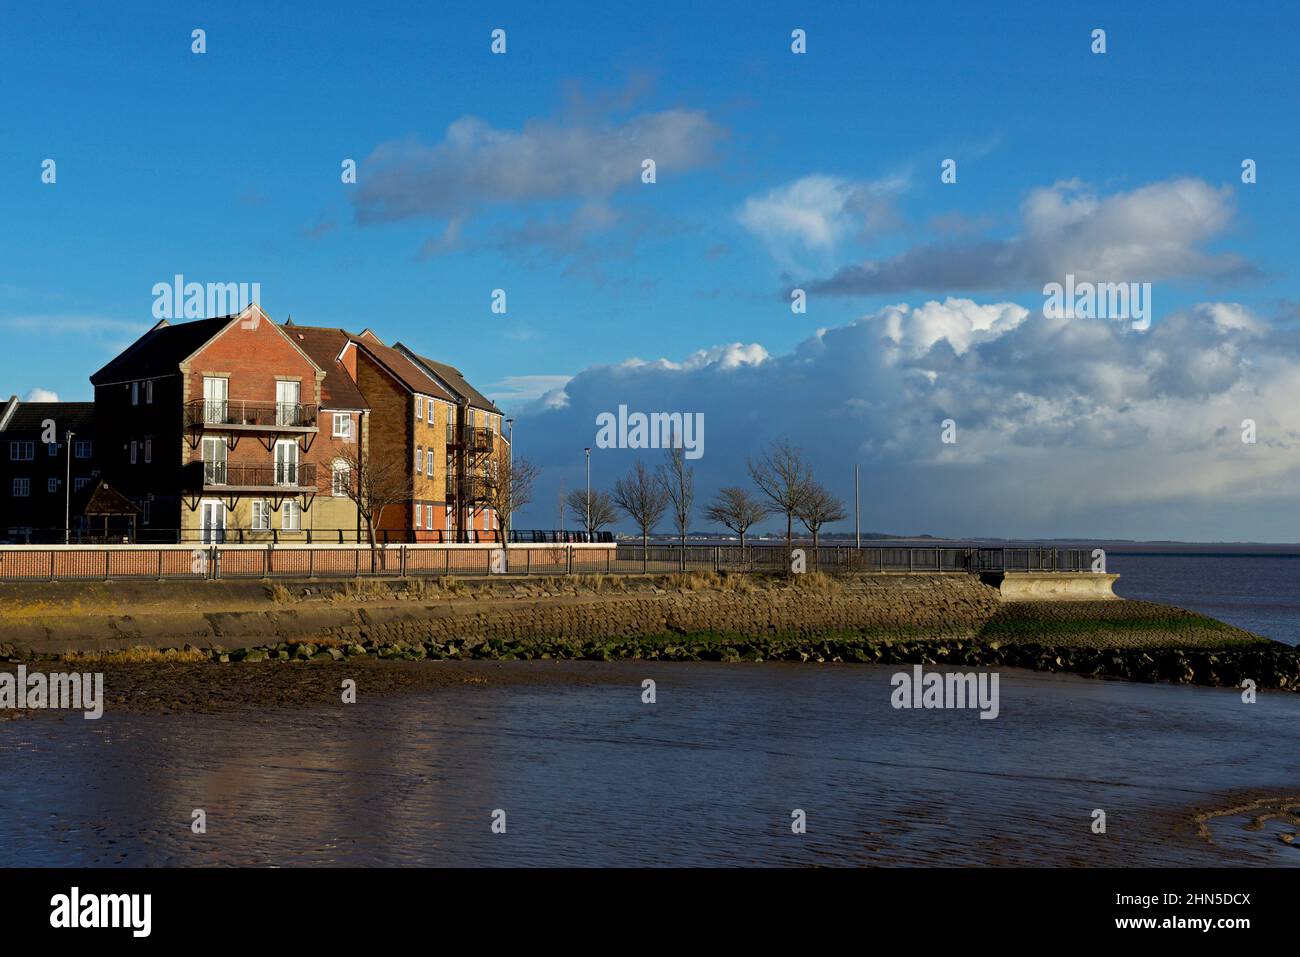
[425,452,433,477]
[131,381,139,405]
[332,413,352,439]
[202,436,227,484]
[130,440,138,464]
[74,477,90,492]
[203,376,228,424]
[142,500,151,525]
[415,396,423,420]
[75,440,91,458]
[425,504,433,530]
[274,440,299,485]
[47,443,58,457]
[9,441,33,461]
[145,380,153,404]
[427,399,434,425]
[144,437,152,464]
[332,461,349,496]
[282,499,300,531]
[47,477,59,493]
[415,447,423,474]
[252,499,270,530]
[12,478,30,497]
[275,380,301,426]
[413,506,420,529]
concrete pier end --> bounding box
[981,571,1120,601]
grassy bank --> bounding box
[2,571,1293,693]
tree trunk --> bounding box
[641,529,648,573]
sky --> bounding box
[2,1,1299,540]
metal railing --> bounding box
[185,399,318,430]
[445,472,490,500]
[0,541,1098,581]
[446,423,495,452]
[193,462,318,489]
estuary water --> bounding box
[1,660,1297,867]
[2,547,1299,867]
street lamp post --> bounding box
[64,430,75,545]
[584,447,591,540]
[505,418,514,543]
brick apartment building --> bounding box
[0,304,506,544]
[394,341,506,539]
[0,396,100,539]
[89,304,367,542]
[338,329,505,542]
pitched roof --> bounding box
[0,400,95,434]
[396,345,501,414]
[82,479,140,516]
[90,315,235,385]
[282,324,370,410]
[350,338,456,403]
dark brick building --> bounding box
[0,396,98,540]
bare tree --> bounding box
[565,487,618,538]
[335,446,409,571]
[613,459,669,570]
[704,486,771,558]
[796,481,848,557]
[657,445,694,571]
[480,451,539,565]
[748,438,813,553]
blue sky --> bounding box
[3,1,1299,539]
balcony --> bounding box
[185,399,318,432]
[445,472,489,501]
[446,423,494,453]
[186,461,318,492]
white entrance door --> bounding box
[200,500,226,544]
[276,381,300,425]
[203,376,228,424]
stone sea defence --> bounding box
[0,572,1295,691]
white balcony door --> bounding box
[204,376,228,424]
[202,437,227,484]
[200,500,226,544]
[275,440,299,486]
[276,381,300,425]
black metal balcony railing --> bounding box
[198,462,317,489]
[445,472,491,501]
[185,399,318,430]
[446,423,494,452]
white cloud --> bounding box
[487,375,574,407]
[807,177,1256,296]
[511,298,1300,540]
[354,110,724,225]
[737,173,906,263]
[23,388,59,402]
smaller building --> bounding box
[79,478,141,542]
[0,396,98,541]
